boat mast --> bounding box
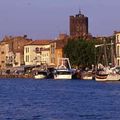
[110,39,115,66]
[95,38,115,67]
[103,38,108,67]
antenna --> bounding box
[79,8,81,15]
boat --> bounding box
[34,70,48,79]
[82,70,93,80]
[106,67,120,81]
[53,58,72,80]
[95,65,120,81]
[54,69,72,80]
[33,64,48,79]
[107,74,120,81]
[95,71,108,81]
[95,39,120,81]
[95,65,108,81]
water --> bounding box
[0,78,120,120]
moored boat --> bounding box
[53,58,72,80]
[54,69,72,80]
[95,67,120,81]
[95,65,108,81]
[95,73,108,81]
[34,70,48,79]
[33,63,49,79]
[105,67,120,81]
[82,70,93,80]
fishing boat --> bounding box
[106,67,120,81]
[95,65,120,81]
[33,64,48,79]
[95,69,108,81]
[95,39,120,81]
[54,58,72,80]
[54,69,72,80]
[34,70,48,79]
[82,70,93,80]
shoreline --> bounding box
[0,74,33,78]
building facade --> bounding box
[24,40,51,66]
[0,36,66,69]
[0,41,9,69]
[0,35,32,69]
[50,40,65,66]
[115,32,120,66]
[70,11,88,37]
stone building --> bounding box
[0,35,32,69]
[115,31,120,66]
[24,40,52,66]
[0,41,9,69]
[50,39,67,66]
[70,11,88,37]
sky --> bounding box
[0,0,120,40]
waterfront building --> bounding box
[24,40,52,66]
[0,35,32,69]
[50,39,66,66]
[56,33,69,40]
[115,31,120,66]
[70,10,88,37]
[0,41,9,69]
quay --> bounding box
[0,74,33,79]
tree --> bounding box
[64,38,95,68]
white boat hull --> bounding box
[95,74,108,81]
[82,71,93,80]
[95,74,120,81]
[106,74,120,81]
[54,58,72,80]
[34,74,47,79]
[83,76,93,80]
[95,77,107,82]
[54,74,72,80]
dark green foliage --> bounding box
[64,38,96,68]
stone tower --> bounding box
[70,11,88,37]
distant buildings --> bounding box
[0,35,32,69]
[51,39,66,66]
[1,10,120,70]
[70,11,88,37]
[24,40,52,66]
[0,35,67,70]
[0,10,91,70]
[115,31,120,66]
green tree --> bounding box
[64,38,96,68]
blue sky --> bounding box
[0,0,120,40]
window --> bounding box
[1,51,4,54]
[51,45,55,54]
[26,56,27,62]
[28,55,29,62]
[26,55,29,62]
[117,35,119,43]
[1,61,5,63]
[117,46,120,57]
[28,48,29,53]
[26,48,27,53]
[26,47,29,53]
[118,59,120,66]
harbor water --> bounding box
[0,78,120,120]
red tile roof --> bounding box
[25,40,53,46]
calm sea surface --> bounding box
[0,78,120,120]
